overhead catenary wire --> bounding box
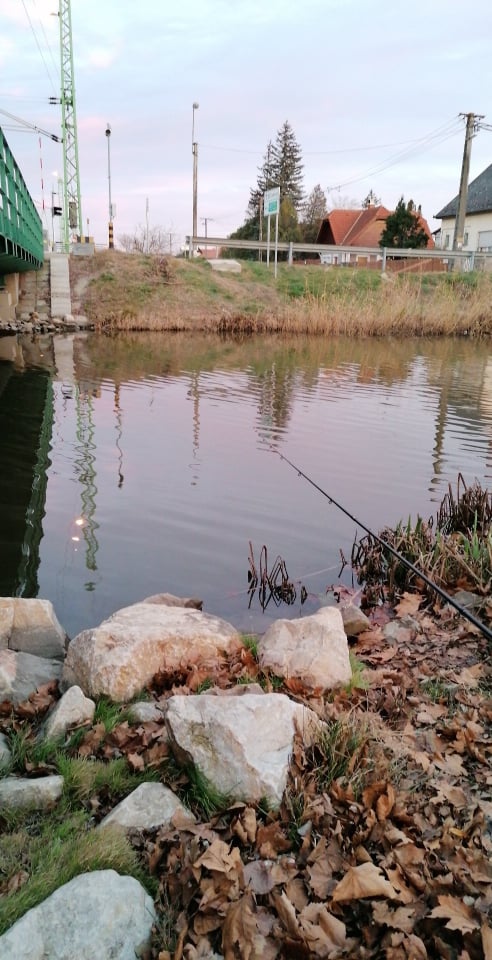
[0,108,61,142]
[20,0,58,97]
[278,452,492,643]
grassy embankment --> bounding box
[69,250,492,336]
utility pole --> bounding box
[201,217,213,255]
[452,112,484,256]
[191,102,199,258]
[58,0,83,250]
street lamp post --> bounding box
[105,123,114,249]
[191,102,199,258]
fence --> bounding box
[186,235,492,274]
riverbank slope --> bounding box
[69,250,492,337]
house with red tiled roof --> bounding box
[315,203,434,264]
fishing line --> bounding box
[279,453,492,643]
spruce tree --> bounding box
[269,121,304,212]
[248,122,304,218]
[379,197,428,249]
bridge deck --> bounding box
[0,126,44,276]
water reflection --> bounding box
[1,331,492,639]
[0,335,53,598]
[74,388,100,590]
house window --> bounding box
[463,231,469,246]
[444,234,450,249]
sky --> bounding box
[2,0,492,252]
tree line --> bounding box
[226,120,429,257]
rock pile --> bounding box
[0,592,354,958]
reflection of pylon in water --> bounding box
[74,385,99,584]
[188,371,200,486]
[114,384,124,489]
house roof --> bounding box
[316,205,434,247]
[435,163,492,219]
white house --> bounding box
[435,164,492,252]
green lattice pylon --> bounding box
[59,0,83,250]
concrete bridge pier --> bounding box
[0,273,20,322]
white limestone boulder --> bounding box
[340,603,372,637]
[62,600,242,702]
[43,685,95,740]
[99,781,195,831]
[0,649,62,706]
[258,606,352,693]
[166,692,323,808]
[0,598,66,659]
[143,592,203,609]
[0,732,11,768]
[127,700,167,723]
[0,870,155,960]
[0,775,63,811]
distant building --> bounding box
[316,203,434,265]
[435,163,492,252]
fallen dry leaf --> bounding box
[332,862,397,902]
[395,592,423,617]
[372,902,418,934]
[194,838,242,876]
[256,821,292,858]
[249,859,296,895]
[300,902,346,946]
[16,681,59,717]
[429,895,480,934]
[127,751,145,771]
[482,924,492,960]
[270,889,301,940]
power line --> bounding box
[201,117,463,162]
[20,0,57,96]
[328,119,464,192]
[32,0,60,84]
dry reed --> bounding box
[75,252,492,337]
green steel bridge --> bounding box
[0,126,44,278]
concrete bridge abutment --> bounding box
[0,273,20,322]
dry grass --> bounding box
[353,476,492,601]
[70,250,492,336]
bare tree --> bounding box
[300,184,328,242]
[117,224,179,254]
[327,193,360,210]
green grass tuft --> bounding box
[345,652,370,692]
[308,716,372,797]
[242,634,259,659]
[182,764,231,819]
[57,755,159,806]
[0,814,149,935]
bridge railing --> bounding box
[0,126,44,274]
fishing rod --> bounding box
[279,452,492,643]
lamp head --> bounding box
[105,124,111,138]
[193,102,199,111]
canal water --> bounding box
[1,331,491,640]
